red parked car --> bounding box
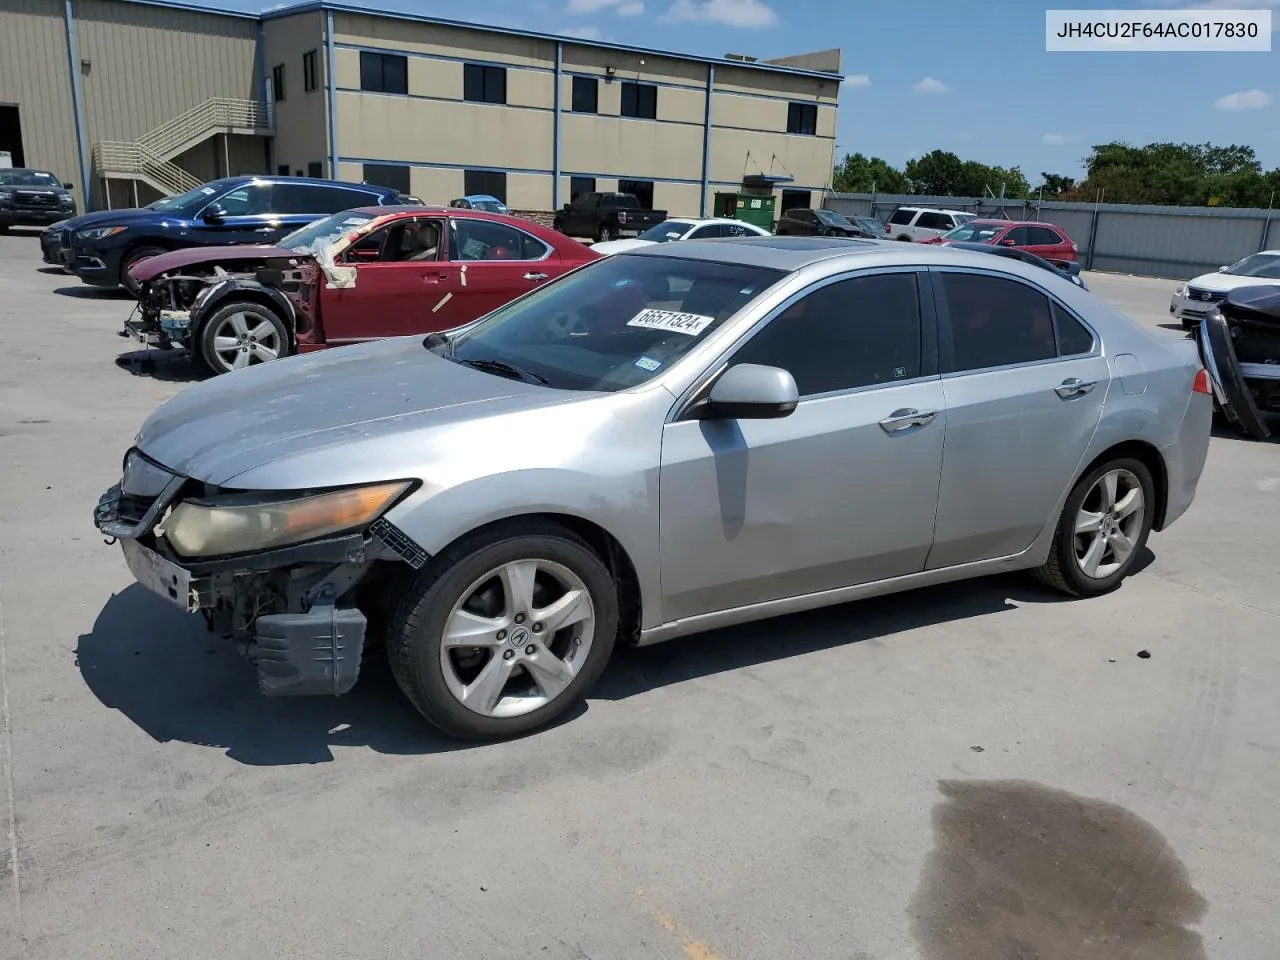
[124,206,598,375]
[924,219,1078,266]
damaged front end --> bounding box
[94,449,425,696]
[124,255,312,352]
[1191,284,1280,441]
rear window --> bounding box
[888,208,916,226]
[443,254,786,392]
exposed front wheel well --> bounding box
[1079,440,1170,531]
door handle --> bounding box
[1055,377,1097,398]
[879,408,937,433]
[523,272,549,281]
[421,273,445,283]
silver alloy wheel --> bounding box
[1073,468,1145,580]
[440,558,596,719]
[210,310,282,372]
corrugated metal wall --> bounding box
[74,0,258,144]
[825,192,1279,280]
[0,0,82,203]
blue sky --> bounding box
[206,0,1278,182]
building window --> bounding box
[618,179,654,209]
[571,76,598,113]
[781,189,811,212]
[464,64,507,104]
[277,164,290,176]
[464,169,507,204]
[359,51,408,95]
[272,64,285,102]
[786,102,817,135]
[363,163,411,195]
[303,50,318,93]
[620,81,657,119]
[569,176,595,202]
[307,161,323,178]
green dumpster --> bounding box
[713,192,776,232]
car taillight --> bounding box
[1193,368,1211,395]
[618,211,628,224]
[884,224,891,234]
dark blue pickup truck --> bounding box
[53,175,411,293]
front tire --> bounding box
[1033,457,1155,597]
[120,245,166,296]
[596,224,616,242]
[195,300,290,375]
[387,520,619,741]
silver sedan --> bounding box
[94,237,1213,740]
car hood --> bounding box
[1188,271,1280,292]
[135,337,583,487]
[589,238,656,255]
[63,207,183,231]
[130,244,300,282]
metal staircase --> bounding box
[93,98,272,202]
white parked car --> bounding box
[590,217,770,255]
[1169,250,1280,328]
[885,206,975,242]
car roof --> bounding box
[460,194,504,203]
[206,175,400,194]
[630,235,1071,276]
[900,206,972,215]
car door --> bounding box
[1027,225,1073,264]
[658,269,946,623]
[432,217,558,328]
[926,268,1109,569]
[318,216,453,344]
[1000,225,1033,251]
[193,183,279,245]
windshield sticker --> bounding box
[342,217,367,226]
[634,356,663,372]
[626,309,715,337]
[200,186,216,195]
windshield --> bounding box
[150,182,228,212]
[942,222,1006,243]
[1225,253,1280,280]
[638,221,694,243]
[855,218,883,233]
[471,199,509,213]
[815,210,854,228]
[280,210,379,254]
[0,170,61,187]
[442,254,787,392]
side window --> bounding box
[1053,303,1095,356]
[215,184,271,215]
[1003,226,1032,245]
[1031,226,1065,245]
[916,212,945,230]
[690,224,726,239]
[940,272,1057,373]
[384,218,442,262]
[731,273,924,397]
[571,76,598,113]
[450,219,541,261]
[273,184,376,215]
[887,208,913,226]
[724,223,753,237]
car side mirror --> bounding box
[1001,239,1017,246]
[695,364,798,420]
[202,204,227,224]
[63,182,74,189]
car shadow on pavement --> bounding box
[115,347,208,383]
[1212,419,1280,444]
[77,585,471,765]
[37,266,66,275]
[594,564,1153,702]
[53,285,133,300]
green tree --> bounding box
[1072,141,1277,207]
[832,152,912,194]
[1037,173,1075,197]
[904,150,965,195]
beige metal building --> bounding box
[1,0,843,217]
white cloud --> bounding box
[565,0,620,12]
[913,77,950,94]
[662,0,778,27]
[1213,88,1272,110]
[562,25,607,39]
[1042,133,1079,146]
[617,0,644,13]
[842,74,871,89]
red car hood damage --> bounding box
[128,245,303,283]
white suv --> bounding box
[885,206,975,242]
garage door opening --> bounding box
[0,105,24,168]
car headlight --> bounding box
[1175,284,1187,298]
[0,190,12,202]
[161,481,411,558]
[75,225,127,241]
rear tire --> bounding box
[387,520,619,741]
[596,224,616,243]
[194,300,290,376]
[896,234,913,242]
[120,245,165,296]
[1033,457,1155,597]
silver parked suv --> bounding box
[95,237,1212,740]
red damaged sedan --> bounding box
[125,206,598,375]
[923,219,1078,266]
